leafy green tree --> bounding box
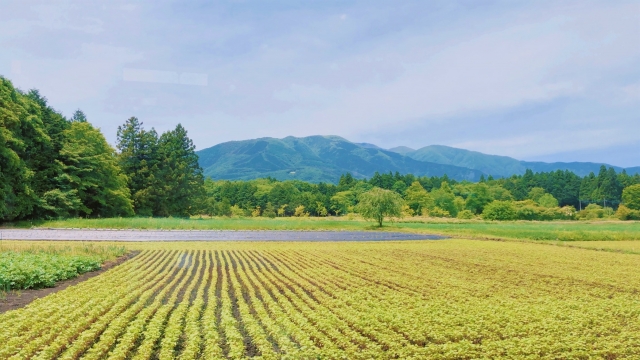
[24,89,71,218]
[316,201,328,216]
[337,173,356,191]
[404,181,433,214]
[156,124,205,217]
[0,77,41,220]
[268,182,299,211]
[432,182,458,217]
[622,184,640,210]
[262,202,276,218]
[392,180,408,195]
[294,205,309,217]
[49,121,133,217]
[528,187,546,203]
[216,199,233,216]
[465,183,493,214]
[489,186,514,201]
[330,191,354,215]
[537,193,559,208]
[356,187,404,227]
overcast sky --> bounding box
[1,1,639,166]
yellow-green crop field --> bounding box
[1,240,640,359]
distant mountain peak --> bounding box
[355,142,383,149]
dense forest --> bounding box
[2,76,640,222]
[0,77,202,221]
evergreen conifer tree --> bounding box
[156,124,204,217]
[116,117,161,216]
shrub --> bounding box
[230,205,245,217]
[316,202,328,217]
[482,201,517,221]
[294,205,309,217]
[617,205,632,220]
[577,204,610,220]
[402,205,415,217]
[516,205,539,221]
[427,207,451,218]
[616,205,640,220]
[456,209,474,219]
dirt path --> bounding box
[0,229,446,241]
[0,251,140,314]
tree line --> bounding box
[203,169,640,221]
[2,76,639,222]
[0,77,202,221]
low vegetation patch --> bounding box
[0,244,126,291]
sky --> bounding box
[1,0,639,167]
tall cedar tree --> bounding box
[156,124,205,217]
[116,117,161,216]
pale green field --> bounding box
[562,240,640,254]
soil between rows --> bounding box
[0,251,140,314]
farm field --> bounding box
[1,240,639,359]
[12,216,640,242]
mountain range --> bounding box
[196,135,639,183]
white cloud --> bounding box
[0,0,637,165]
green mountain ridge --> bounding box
[197,136,638,183]
[197,136,484,183]
[394,144,638,177]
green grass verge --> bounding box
[9,217,640,242]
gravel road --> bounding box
[0,229,447,242]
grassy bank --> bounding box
[8,216,640,242]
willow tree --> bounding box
[356,187,404,227]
